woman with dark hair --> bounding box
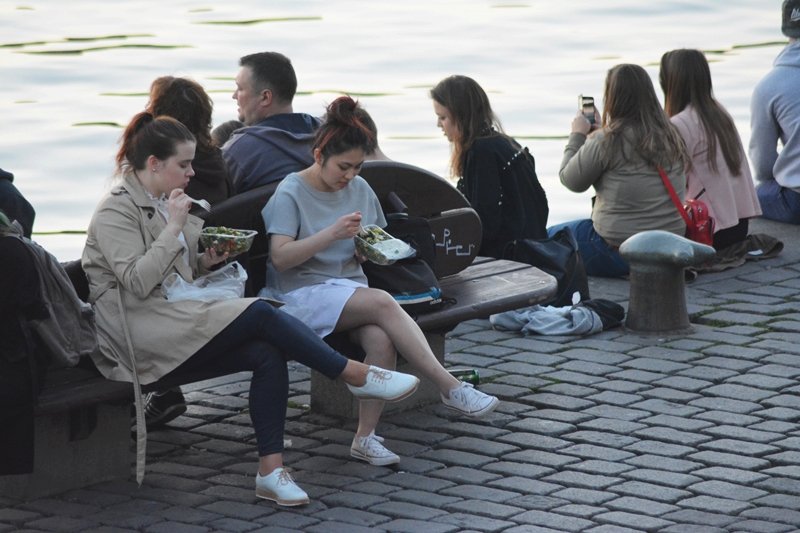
[549,64,688,277]
[264,96,499,466]
[430,75,548,258]
[660,49,761,249]
[147,76,233,210]
[81,111,418,506]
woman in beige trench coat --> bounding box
[82,112,419,506]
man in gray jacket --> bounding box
[749,0,800,224]
[221,52,320,194]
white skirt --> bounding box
[279,278,365,338]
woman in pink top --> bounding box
[660,48,761,249]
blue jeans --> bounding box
[756,179,800,224]
[547,219,629,278]
[163,300,349,456]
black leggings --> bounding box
[162,300,349,455]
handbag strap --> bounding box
[657,166,691,227]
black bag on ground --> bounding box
[507,226,590,308]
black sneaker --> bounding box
[143,388,187,428]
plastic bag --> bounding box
[161,261,247,302]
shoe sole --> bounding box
[255,488,310,506]
[443,396,500,418]
[350,449,401,466]
[145,403,187,429]
[352,378,420,402]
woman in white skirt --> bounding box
[262,96,499,466]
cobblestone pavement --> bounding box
[2,219,800,532]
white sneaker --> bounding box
[255,467,309,506]
[441,382,499,417]
[351,431,400,466]
[347,366,419,402]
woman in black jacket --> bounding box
[431,75,549,258]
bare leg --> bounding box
[258,453,283,476]
[336,288,460,394]
[344,324,395,437]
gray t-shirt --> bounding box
[262,172,386,294]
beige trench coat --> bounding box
[82,175,255,385]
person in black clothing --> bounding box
[0,211,48,475]
[430,75,549,258]
[0,168,35,238]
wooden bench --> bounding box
[0,161,556,499]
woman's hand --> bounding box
[199,247,229,270]
[329,211,363,241]
[571,111,593,136]
[165,188,192,236]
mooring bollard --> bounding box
[619,230,715,333]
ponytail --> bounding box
[116,112,195,174]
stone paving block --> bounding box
[310,507,389,528]
[702,424,784,443]
[519,393,596,411]
[640,386,702,402]
[651,376,713,392]
[689,396,763,414]
[699,438,780,456]
[755,476,800,495]
[439,484,520,503]
[703,383,776,402]
[582,404,652,421]
[497,337,568,355]
[506,417,576,436]
[689,479,768,501]
[418,449,496,468]
[726,519,794,533]
[556,346,635,364]
[560,443,636,462]
[557,359,623,375]
[538,370,607,387]
[623,440,695,457]
[620,468,701,488]
[594,510,675,531]
[610,481,691,503]
[687,329,759,346]
[25,516,102,532]
[633,426,713,446]
[429,466,502,485]
[491,362,555,377]
[157,505,225,524]
[749,420,797,433]
[629,399,703,417]
[640,414,713,432]
[483,461,556,479]
[443,499,526,519]
[495,432,570,451]
[206,517,262,532]
[554,503,605,518]
[763,394,800,409]
[763,352,800,366]
[607,368,669,382]
[593,379,649,393]
[752,493,800,511]
[620,358,692,374]
[628,346,704,363]
[492,479,564,497]
[567,459,635,476]
[378,472,455,492]
[677,495,753,515]
[389,489,462,508]
[763,465,800,479]
[685,356,758,372]
[480,382,538,399]
[694,409,762,426]
[659,525,726,533]
[661,508,739,527]
[727,373,797,390]
[702,310,770,325]
[562,430,639,448]
[765,450,800,466]
[585,390,642,406]
[368,500,448,520]
[752,338,800,356]
[374,518,459,533]
[87,508,165,530]
[703,344,772,361]
[606,496,679,516]
[689,450,771,470]
[676,365,740,384]
[460,343,519,357]
[741,506,800,527]
[530,409,594,423]
[437,436,519,456]
[382,426,454,444]
[512,509,594,532]
[319,491,388,510]
[548,487,616,505]
[577,417,647,436]
[541,471,622,490]
[19,498,101,518]
[305,520,380,533]
[693,466,769,484]
[585,526,644,533]
[432,512,518,532]
[198,501,272,521]
[538,382,599,398]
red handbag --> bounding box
[657,167,715,246]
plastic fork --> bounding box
[189,197,211,212]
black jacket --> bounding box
[460,134,549,258]
[0,168,35,238]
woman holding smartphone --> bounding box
[548,63,688,277]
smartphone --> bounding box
[579,95,595,124]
